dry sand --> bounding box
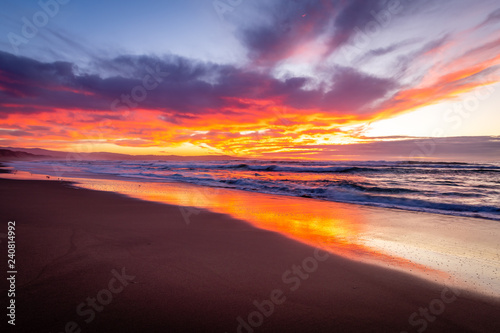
[1,178,499,332]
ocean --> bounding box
[10,159,500,221]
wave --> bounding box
[9,159,500,221]
[149,161,500,174]
[209,178,500,220]
[36,159,500,174]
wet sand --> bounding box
[1,178,499,332]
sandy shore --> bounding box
[1,178,500,332]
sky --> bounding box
[0,0,499,160]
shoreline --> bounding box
[6,159,500,222]
[1,177,500,332]
[2,166,500,299]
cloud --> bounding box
[476,8,500,28]
[321,66,397,113]
[1,1,500,157]
[237,0,336,65]
[237,0,426,66]
[113,139,156,147]
[0,129,33,137]
[0,50,398,119]
[356,38,421,63]
[259,136,500,161]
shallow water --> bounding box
[10,159,500,221]
[3,167,499,298]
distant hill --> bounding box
[1,147,241,161]
[0,149,50,160]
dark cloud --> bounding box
[326,0,389,50]
[26,125,51,131]
[385,34,451,83]
[282,65,397,113]
[0,51,397,119]
[322,66,396,113]
[238,0,336,65]
[237,0,424,66]
[0,129,33,137]
[356,38,420,63]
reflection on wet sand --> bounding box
[3,170,499,297]
[74,178,442,279]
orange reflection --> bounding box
[2,170,497,295]
[63,177,438,277]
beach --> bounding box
[2,0,499,331]
[0,0,500,333]
[1,176,500,332]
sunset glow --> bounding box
[1,0,499,160]
[3,2,500,331]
